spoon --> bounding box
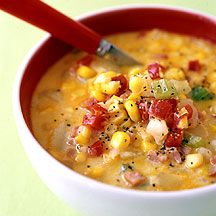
[0,0,141,66]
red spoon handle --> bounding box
[0,0,102,53]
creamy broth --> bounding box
[31,29,216,191]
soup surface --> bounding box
[31,29,216,191]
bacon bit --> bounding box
[77,54,94,66]
[88,141,104,157]
[69,67,77,75]
[120,89,131,99]
[81,98,98,108]
[209,165,216,177]
[147,62,162,79]
[89,104,107,116]
[122,171,147,187]
[147,150,168,163]
[70,126,79,138]
[188,60,201,72]
[179,146,192,156]
[154,53,168,60]
[66,148,76,158]
[111,75,128,96]
[128,133,136,143]
[210,155,216,165]
[212,114,216,118]
[82,113,106,130]
[168,148,182,163]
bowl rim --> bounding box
[13,4,216,199]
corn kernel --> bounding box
[129,76,144,93]
[207,72,216,83]
[111,131,130,151]
[177,115,188,129]
[178,93,187,99]
[87,167,105,178]
[164,68,185,80]
[102,81,120,95]
[142,135,157,152]
[94,71,117,84]
[111,110,128,125]
[210,124,216,132]
[75,126,92,145]
[185,153,204,169]
[75,152,87,162]
[129,67,144,76]
[77,65,97,79]
[128,93,141,100]
[124,100,141,122]
[210,82,216,94]
[142,141,157,152]
[91,90,106,101]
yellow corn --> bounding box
[129,67,144,76]
[210,124,216,132]
[210,82,216,94]
[77,65,97,79]
[102,81,120,95]
[128,92,141,100]
[142,135,157,152]
[142,141,157,152]
[207,72,216,83]
[91,90,106,101]
[111,131,130,151]
[75,152,87,163]
[185,153,204,169]
[177,115,188,129]
[164,68,185,80]
[75,126,92,145]
[87,167,105,178]
[94,71,117,84]
[129,76,144,93]
[111,110,128,125]
[124,100,141,122]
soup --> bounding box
[31,29,216,191]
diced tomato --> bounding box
[137,101,149,123]
[77,54,94,66]
[188,60,201,72]
[183,104,193,119]
[165,128,183,147]
[149,99,177,120]
[147,62,163,79]
[82,113,106,130]
[88,141,104,157]
[166,113,175,128]
[111,75,128,96]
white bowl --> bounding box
[13,5,216,216]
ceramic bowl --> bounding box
[13,5,216,216]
